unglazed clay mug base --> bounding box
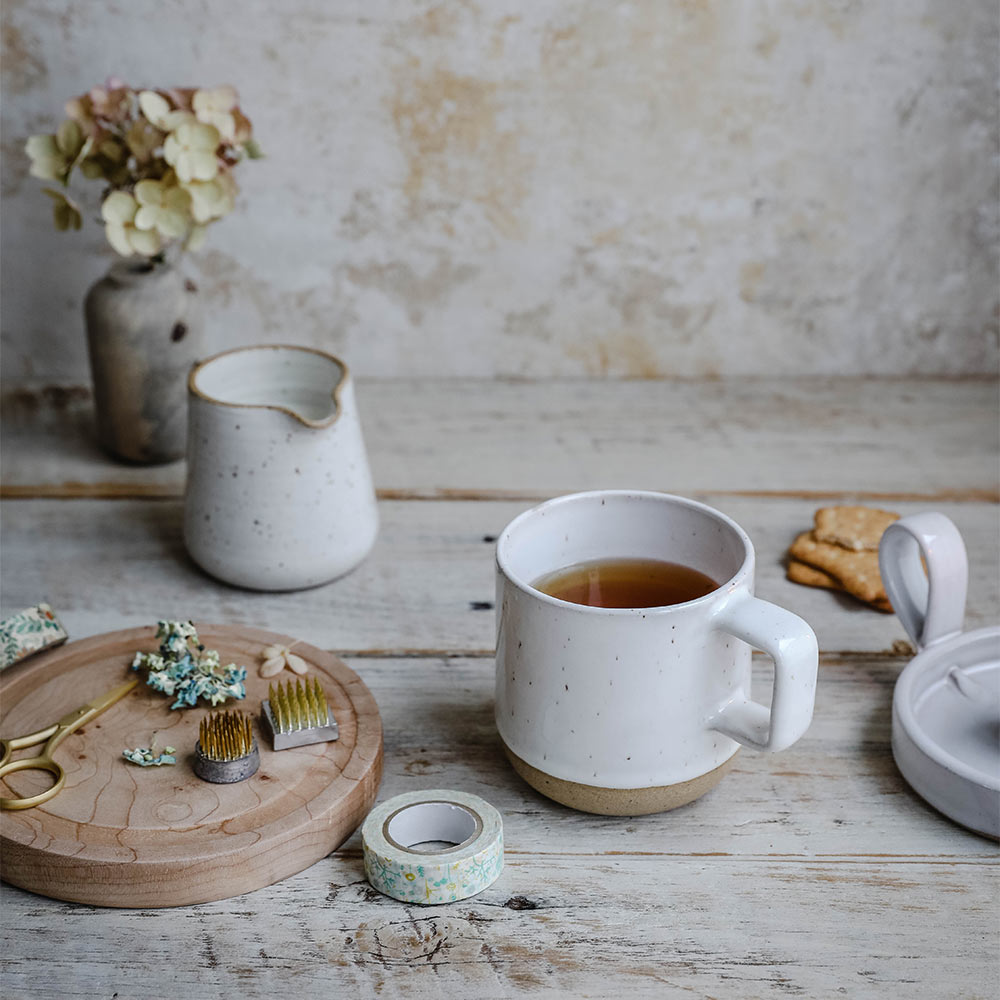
[495,491,819,816]
[184,346,378,591]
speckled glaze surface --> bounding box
[85,259,201,465]
[495,491,818,813]
[184,346,378,590]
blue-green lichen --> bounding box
[123,746,177,766]
[131,620,246,710]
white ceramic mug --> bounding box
[495,491,818,815]
[184,345,378,590]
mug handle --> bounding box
[878,512,967,651]
[708,595,818,751]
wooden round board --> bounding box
[0,624,382,908]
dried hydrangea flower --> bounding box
[133,178,191,239]
[184,172,236,223]
[27,81,258,257]
[132,620,246,710]
[25,120,88,183]
[164,121,220,183]
[101,190,161,257]
[259,643,308,678]
[138,89,194,132]
[192,86,238,142]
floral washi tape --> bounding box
[0,604,68,670]
[362,789,503,905]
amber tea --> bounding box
[533,557,719,609]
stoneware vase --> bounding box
[184,345,379,591]
[84,256,200,464]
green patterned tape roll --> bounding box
[362,789,503,905]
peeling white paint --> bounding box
[1,0,997,378]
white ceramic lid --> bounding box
[892,628,1000,838]
[881,514,1000,839]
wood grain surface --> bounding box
[0,625,383,908]
[1,497,996,656]
[3,377,997,500]
[1,375,997,999]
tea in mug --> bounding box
[533,557,719,609]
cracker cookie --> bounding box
[788,531,893,611]
[786,558,839,590]
[813,506,899,551]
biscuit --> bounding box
[786,553,893,612]
[787,558,839,590]
[813,506,899,551]
[789,530,893,610]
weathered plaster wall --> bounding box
[2,0,997,378]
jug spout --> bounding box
[188,344,346,427]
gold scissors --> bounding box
[0,677,138,811]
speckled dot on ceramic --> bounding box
[183,345,378,591]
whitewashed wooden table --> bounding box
[1,376,998,999]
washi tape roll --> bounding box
[361,789,503,905]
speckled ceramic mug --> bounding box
[495,491,818,815]
[184,345,378,590]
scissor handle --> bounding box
[0,754,66,811]
[0,724,60,768]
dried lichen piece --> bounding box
[123,746,177,766]
[131,620,246,709]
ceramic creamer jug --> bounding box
[184,345,378,590]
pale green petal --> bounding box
[157,206,189,238]
[187,122,220,151]
[133,204,159,231]
[105,222,134,256]
[193,86,237,114]
[28,155,65,181]
[129,227,161,256]
[56,119,83,157]
[101,190,138,225]
[187,150,219,181]
[185,181,216,223]
[139,90,171,126]
[163,132,182,167]
[173,153,194,183]
[162,109,195,131]
[26,134,59,159]
[134,179,163,206]
[197,110,235,142]
[185,223,208,251]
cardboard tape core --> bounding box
[384,800,481,854]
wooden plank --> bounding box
[3,377,997,499]
[1,858,994,999]
[1,647,995,861]
[1,498,996,656]
[351,655,999,859]
[2,652,995,997]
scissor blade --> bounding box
[56,677,139,727]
